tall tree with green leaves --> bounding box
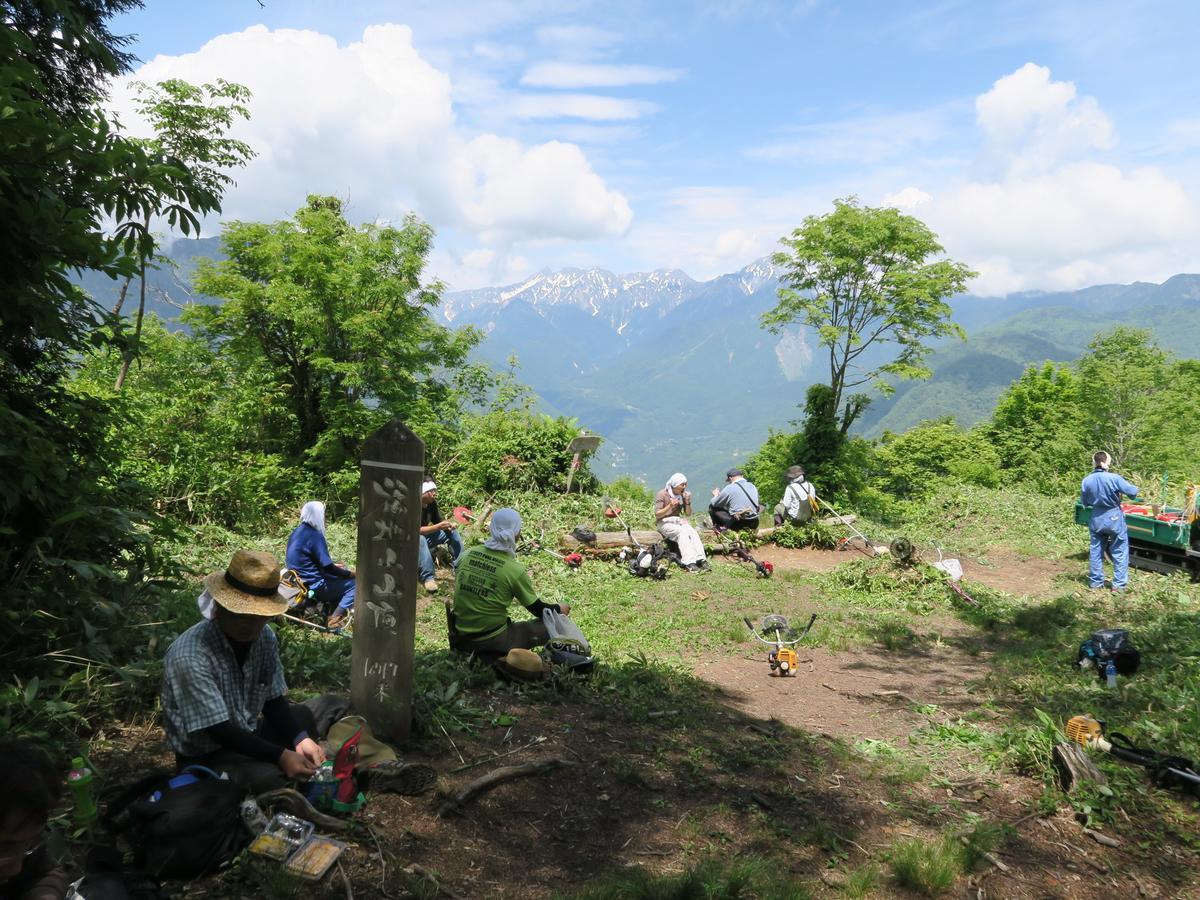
[1074,327,1169,472]
[112,77,253,390]
[189,195,483,492]
[1,0,245,727]
[763,198,976,435]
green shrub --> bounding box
[872,418,1000,499]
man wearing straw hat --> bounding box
[162,550,348,793]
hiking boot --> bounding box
[358,761,437,796]
[326,610,348,630]
[423,578,439,594]
[696,559,711,572]
[685,563,700,573]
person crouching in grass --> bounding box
[162,550,348,794]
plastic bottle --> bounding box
[1106,660,1118,689]
[67,756,98,827]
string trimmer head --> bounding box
[744,613,816,676]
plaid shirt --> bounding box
[162,618,288,756]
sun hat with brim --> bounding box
[493,648,547,683]
[204,549,297,616]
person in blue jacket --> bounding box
[285,501,356,628]
[1080,451,1139,593]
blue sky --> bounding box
[110,1,1200,294]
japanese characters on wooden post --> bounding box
[352,420,424,744]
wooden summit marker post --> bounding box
[352,420,424,744]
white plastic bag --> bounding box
[542,609,591,656]
[932,558,963,581]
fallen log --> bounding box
[437,757,577,817]
[560,516,858,551]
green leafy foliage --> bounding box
[187,195,483,497]
[872,419,1000,499]
[765,198,976,434]
[0,4,247,741]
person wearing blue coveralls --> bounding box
[417,480,464,594]
[1080,451,1140,593]
[285,501,356,628]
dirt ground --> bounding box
[758,544,1078,597]
[83,545,1197,899]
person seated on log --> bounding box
[417,479,464,594]
[708,468,762,531]
[0,741,68,900]
[774,464,817,526]
[163,550,349,794]
[285,500,356,629]
[448,508,570,657]
[655,473,709,572]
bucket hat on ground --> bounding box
[493,647,547,683]
[204,549,298,616]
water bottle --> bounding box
[67,756,98,827]
[1106,660,1118,689]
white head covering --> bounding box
[197,589,216,620]
[422,480,437,494]
[665,473,688,493]
[485,508,522,554]
[300,500,326,535]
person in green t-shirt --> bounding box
[449,508,571,655]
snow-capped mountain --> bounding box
[439,267,701,336]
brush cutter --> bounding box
[602,497,641,548]
[744,613,817,676]
[1066,715,1200,795]
[525,539,584,568]
[812,493,885,558]
[711,526,773,577]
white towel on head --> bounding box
[665,472,687,493]
[300,500,326,535]
[422,480,437,494]
[197,589,216,620]
[485,508,522,554]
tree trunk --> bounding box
[114,261,146,392]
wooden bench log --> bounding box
[559,514,855,551]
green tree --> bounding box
[872,418,1000,499]
[0,0,239,736]
[112,78,254,389]
[764,198,975,434]
[1073,327,1169,472]
[188,196,482,492]
[987,362,1085,490]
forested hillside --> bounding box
[82,238,1200,489]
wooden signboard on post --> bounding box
[564,432,603,494]
[352,420,424,745]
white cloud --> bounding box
[748,108,954,164]
[975,62,1113,176]
[534,25,622,58]
[506,92,658,120]
[520,61,683,88]
[109,24,632,247]
[882,186,932,209]
[899,63,1200,295]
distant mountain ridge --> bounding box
[78,241,1200,489]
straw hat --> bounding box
[203,550,297,616]
[493,648,547,683]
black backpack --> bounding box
[106,766,248,879]
[1077,628,1141,677]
